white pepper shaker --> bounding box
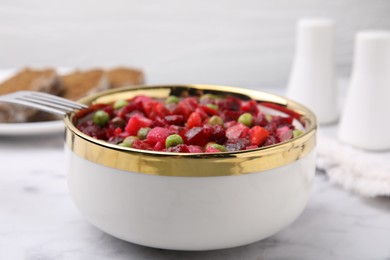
[338,31,390,150]
[287,18,338,124]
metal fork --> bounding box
[0,91,88,116]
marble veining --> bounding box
[0,132,390,260]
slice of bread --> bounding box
[0,68,64,123]
[61,69,109,101]
[107,67,144,89]
[0,67,145,123]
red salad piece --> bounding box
[75,94,300,153]
[147,127,170,143]
[205,146,221,153]
[187,112,202,129]
[249,126,269,146]
[125,114,152,136]
[276,126,293,142]
[241,100,259,114]
[184,127,208,146]
[187,145,203,153]
[226,124,249,139]
[200,105,219,116]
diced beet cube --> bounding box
[153,141,165,151]
[249,126,269,146]
[168,125,179,134]
[142,100,155,118]
[224,138,249,151]
[173,101,192,118]
[200,125,227,145]
[103,126,121,142]
[146,127,170,143]
[217,96,241,111]
[121,110,145,122]
[184,97,199,111]
[276,126,293,142]
[122,99,144,116]
[132,139,153,150]
[263,136,277,146]
[223,120,237,128]
[118,102,139,119]
[187,112,202,129]
[185,127,208,146]
[195,107,209,120]
[254,112,268,127]
[200,105,219,116]
[125,114,152,136]
[77,120,107,140]
[264,122,277,135]
[187,145,203,153]
[241,100,259,114]
[226,124,249,139]
[148,102,169,120]
[118,102,140,118]
[272,116,294,127]
[209,125,227,144]
[151,117,167,127]
[164,115,185,125]
[167,144,190,153]
[221,110,241,122]
[178,127,188,142]
[114,127,122,135]
[202,124,214,139]
[104,124,117,139]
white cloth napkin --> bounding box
[317,135,390,197]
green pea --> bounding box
[165,134,184,148]
[208,115,223,125]
[137,127,151,140]
[206,103,218,110]
[113,99,128,110]
[124,136,139,142]
[293,129,303,138]
[118,142,131,147]
[165,95,179,104]
[93,110,109,126]
[238,113,253,127]
[207,143,227,152]
[119,136,139,147]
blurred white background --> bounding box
[0,0,389,88]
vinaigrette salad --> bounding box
[75,94,302,153]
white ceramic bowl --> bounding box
[64,85,317,251]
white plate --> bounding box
[0,120,64,136]
[0,68,74,136]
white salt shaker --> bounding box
[287,18,338,124]
[338,31,390,150]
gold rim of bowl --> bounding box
[64,84,317,177]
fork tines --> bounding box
[0,91,88,116]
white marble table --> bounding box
[0,127,390,260]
